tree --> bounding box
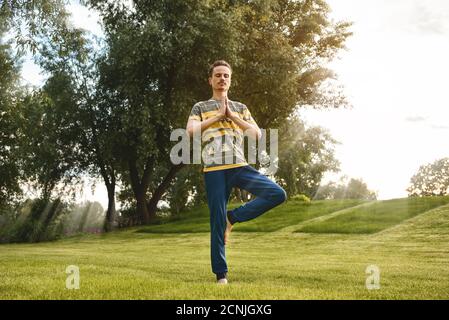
[18,89,80,200]
[0,21,23,205]
[87,0,352,220]
[315,176,377,200]
[276,116,340,198]
[1,1,87,205]
[1,1,87,202]
[233,0,352,130]
[88,0,243,223]
[0,0,69,54]
[407,158,449,197]
[3,0,353,225]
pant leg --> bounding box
[229,165,287,224]
[204,170,234,274]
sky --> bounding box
[18,0,449,205]
[299,0,449,199]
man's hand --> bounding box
[223,99,262,140]
[224,98,237,120]
[217,97,227,120]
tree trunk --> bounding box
[103,183,116,232]
[128,157,153,224]
[97,160,116,232]
[136,190,150,224]
[147,164,185,217]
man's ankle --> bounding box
[216,272,227,281]
[227,211,236,225]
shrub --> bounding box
[291,194,311,203]
[0,198,68,243]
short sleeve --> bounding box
[188,103,202,121]
[242,105,257,125]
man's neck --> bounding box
[211,91,227,100]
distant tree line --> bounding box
[315,177,377,200]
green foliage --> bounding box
[0,0,69,54]
[88,0,351,222]
[1,1,94,203]
[167,168,194,215]
[0,29,22,205]
[291,194,311,203]
[0,199,105,243]
[276,116,340,198]
[407,158,449,197]
[315,177,377,200]
[18,89,85,199]
[232,0,352,129]
[1,0,353,224]
[0,198,69,243]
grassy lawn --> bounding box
[1,196,449,299]
[136,199,365,233]
[296,196,449,234]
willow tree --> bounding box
[0,26,22,205]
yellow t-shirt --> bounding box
[188,99,258,172]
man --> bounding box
[186,60,287,284]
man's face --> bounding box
[209,66,231,93]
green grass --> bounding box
[1,196,449,299]
[296,196,449,234]
[136,199,365,233]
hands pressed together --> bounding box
[212,96,261,140]
[217,96,235,121]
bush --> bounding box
[0,198,69,243]
[291,194,311,203]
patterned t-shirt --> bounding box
[188,98,258,172]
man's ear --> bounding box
[208,77,212,85]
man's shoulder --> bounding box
[229,99,246,107]
[228,100,247,113]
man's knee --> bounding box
[273,187,287,205]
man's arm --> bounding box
[186,115,223,137]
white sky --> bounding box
[300,0,449,199]
[19,0,449,204]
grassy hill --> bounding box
[1,196,449,299]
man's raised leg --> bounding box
[228,166,287,224]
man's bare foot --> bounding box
[224,213,233,245]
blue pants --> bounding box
[204,165,287,275]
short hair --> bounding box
[208,60,232,77]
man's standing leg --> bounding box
[228,165,287,224]
[204,170,233,281]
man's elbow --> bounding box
[245,127,262,140]
[186,127,193,137]
[251,127,262,140]
[186,125,200,138]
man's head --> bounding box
[208,60,232,94]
